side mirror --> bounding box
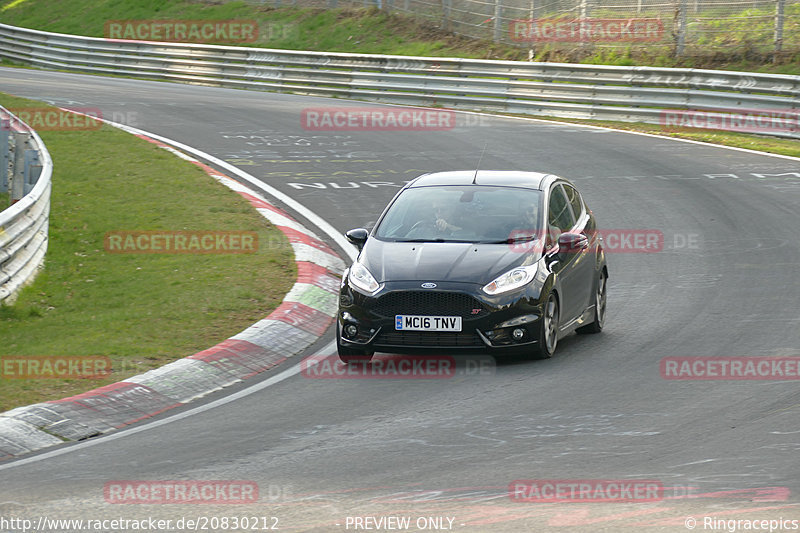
[557,232,588,255]
[345,228,369,251]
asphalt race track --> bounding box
[1,67,800,532]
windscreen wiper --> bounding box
[481,235,539,244]
[395,238,479,243]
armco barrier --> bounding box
[0,23,799,138]
[0,105,51,304]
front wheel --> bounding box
[577,269,607,335]
[531,293,559,359]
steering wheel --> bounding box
[407,219,437,235]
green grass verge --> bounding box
[1,0,798,73]
[0,2,515,60]
[0,93,295,411]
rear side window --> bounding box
[548,185,575,232]
[563,184,584,220]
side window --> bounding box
[548,185,575,231]
[563,184,584,220]
[547,185,576,246]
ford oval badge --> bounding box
[421,282,437,289]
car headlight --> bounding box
[348,262,380,294]
[483,261,546,295]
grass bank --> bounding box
[0,93,295,411]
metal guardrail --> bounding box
[2,22,799,138]
[0,105,52,304]
[1,21,798,138]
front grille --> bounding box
[371,291,488,319]
[376,330,485,347]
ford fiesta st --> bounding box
[336,170,608,363]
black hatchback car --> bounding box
[336,171,607,362]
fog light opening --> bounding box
[512,328,526,342]
[344,324,358,339]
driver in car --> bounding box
[433,200,462,234]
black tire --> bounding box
[531,292,559,359]
[577,269,607,335]
[336,323,374,363]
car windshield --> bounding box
[374,185,543,243]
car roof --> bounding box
[408,170,553,190]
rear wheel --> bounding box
[577,269,607,335]
[531,293,559,359]
[336,323,374,363]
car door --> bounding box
[545,183,583,325]
[562,183,596,318]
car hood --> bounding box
[360,239,540,284]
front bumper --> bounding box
[338,280,546,353]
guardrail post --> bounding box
[774,0,785,60]
[493,0,502,43]
[10,130,31,203]
[442,0,451,31]
[675,0,687,57]
[1,117,9,195]
[24,149,42,195]
[527,0,536,59]
[579,0,591,19]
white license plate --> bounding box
[395,315,462,332]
